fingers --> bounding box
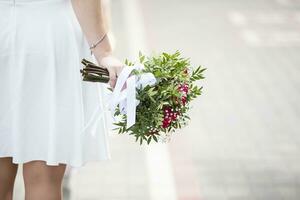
[107,66,128,91]
[116,65,124,76]
[97,55,125,90]
[107,68,117,89]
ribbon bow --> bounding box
[109,63,157,129]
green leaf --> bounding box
[139,137,143,145]
[147,136,152,144]
[153,135,158,142]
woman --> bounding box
[0,0,123,199]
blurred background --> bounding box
[14,0,300,199]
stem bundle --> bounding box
[80,58,110,83]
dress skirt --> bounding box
[0,0,112,167]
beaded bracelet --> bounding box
[89,33,107,55]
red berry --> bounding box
[162,105,180,128]
[181,96,187,105]
[178,83,189,94]
[162,119,171,128]
[171,112,177,120]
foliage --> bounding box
[111,50,206,145]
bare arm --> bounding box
[71,0,123,89]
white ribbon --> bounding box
[109,63,157,129]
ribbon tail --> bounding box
[109,65,134,124]
[126,75,136,129]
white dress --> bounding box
[0,0,112,167]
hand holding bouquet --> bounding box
[95,54,125,89]
[80,51,206,144]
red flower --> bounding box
[161,106,179,128]
[171,112,176,120]
[162,118,171,128]
[178,83,189,94]
[181,96,187,105]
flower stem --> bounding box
[80,58,110,83]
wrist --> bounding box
[91,35,113,60]
[94,49,113,59]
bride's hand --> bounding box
[95,54,125,90]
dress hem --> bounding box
[0,154,112,168]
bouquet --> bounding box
[80,51,206,144]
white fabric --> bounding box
[0,0,112,167]
[109,63,157,129]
